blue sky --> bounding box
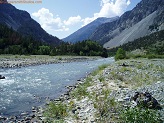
[11,0,141,39]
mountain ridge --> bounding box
[62,16,119,43]
[0,3,62,46]
[90,0,164,48]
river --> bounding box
[0,57,114,116]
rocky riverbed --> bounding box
[0,55,99,69]
[62,58,164,123]
[0,58,163,123]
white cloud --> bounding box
[82,17,95,27]
[127,0,131,5]
[64,15,82,26]
[99,0,131,17]
[32,8,83,32]
[82,0,131,26]
[101,0,110,5]
[32,8,69,32]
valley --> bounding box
[0,0,163,122]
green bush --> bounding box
[70,78,91,100]
[72,85,88,98]
[115,48,126,61]
[147,54,164,59]
[94,90,118,122]
[44,102,67,121]
[91,64,108,76]
[120,107,162,123]
[147,54,157,59]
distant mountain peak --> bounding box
[63,16,119,43]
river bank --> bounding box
[0,58,163,123]
[0,55,100,69]
[42,58,164,123]
[0,57,113,123]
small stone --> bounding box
[72,109,77,114]
[124,96,131,101]
[25,116,31,121]
[21,112,28,116]
[0,116,7,121]
[0,75,5,79]
[117,98,124,102]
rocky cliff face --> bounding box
[89,0,164,48]
[0,3,62,45]
[62,17,119,43]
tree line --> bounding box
[50,41,108,57]
[0,24,108,57]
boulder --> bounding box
[132,91,162,109]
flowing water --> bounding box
[0,58,114,116]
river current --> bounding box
[0,57,114,116]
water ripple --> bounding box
[0,58,114,116]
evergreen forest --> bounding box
[0,24,107,57]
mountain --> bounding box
[108,29,164,56]
[62,17,119,43]
[0,2,62,45]
[89,0,164,48]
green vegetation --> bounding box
[53,40,108,57]
[91,64,108,76]
[0,24,50,55]
[109,60,163,88]
[44,101,67,122]
[110,71,124,81]
[94,89,118,122]
[98,64,109,71]
[98,76,105,82]
[108,30,164,58]
[147,54,164,59]
[115,48,126,61]
[0,24,107,57]
[120,107,161,123]
[70,77,92,100]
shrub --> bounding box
[120,107,162,123]
[58,57,62,60]
[94,91,110,118]
[101,48,108,58]
[115,48,126,61]
[91,64,108,76]
[147,54,157,59]
[98,64,108,71]
[147,54,164,59]
[99,76,105,82]
[94,90,118,123]
[44,102,67,121]
[70,78,91,100]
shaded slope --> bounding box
[0,3,62,45]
